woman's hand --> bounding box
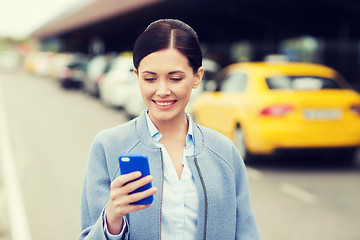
[105,171,157,235]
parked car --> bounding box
[0,50,20,71]
[83,54,115,97]
[58,53,88,89]
[45,53,74,79]
[193,61,360,163]
[123,85,146,118]
[24,51,41,74]
[33,51,55,77]
[98,52,137,108]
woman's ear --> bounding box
[193,66,204,89]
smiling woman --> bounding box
[79,19,259,240]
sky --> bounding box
[0,0,83,39]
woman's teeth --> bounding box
[155,101,175,106]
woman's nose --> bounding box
[156,80,171,96]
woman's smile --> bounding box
[153,100,177,106]
[153,100,177,110]
[153,100,176,111]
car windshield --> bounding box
[266,76,342,90]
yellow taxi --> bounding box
[193,61,360,163]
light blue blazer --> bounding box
[79,110,259,240]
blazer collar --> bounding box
[135,110,204,155]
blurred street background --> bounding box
[1,0,360,240]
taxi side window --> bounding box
[220,73,247,92]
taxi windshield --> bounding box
[266,76,343,90]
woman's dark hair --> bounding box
[133,19,202,74]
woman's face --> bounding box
[135,48,203,123]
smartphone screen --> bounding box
[119,153,153,205]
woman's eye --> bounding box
[170,77,182,82]
[144,78,156,82]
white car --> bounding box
[124,84,147,118]
[83,54,115,97]
[99,54,138,108]
[0,50,20,71]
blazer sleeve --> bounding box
[78,134,127,240]
[233,146,260,240]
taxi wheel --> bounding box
[234,127,254,163]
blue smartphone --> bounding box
[118,153,153,205]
